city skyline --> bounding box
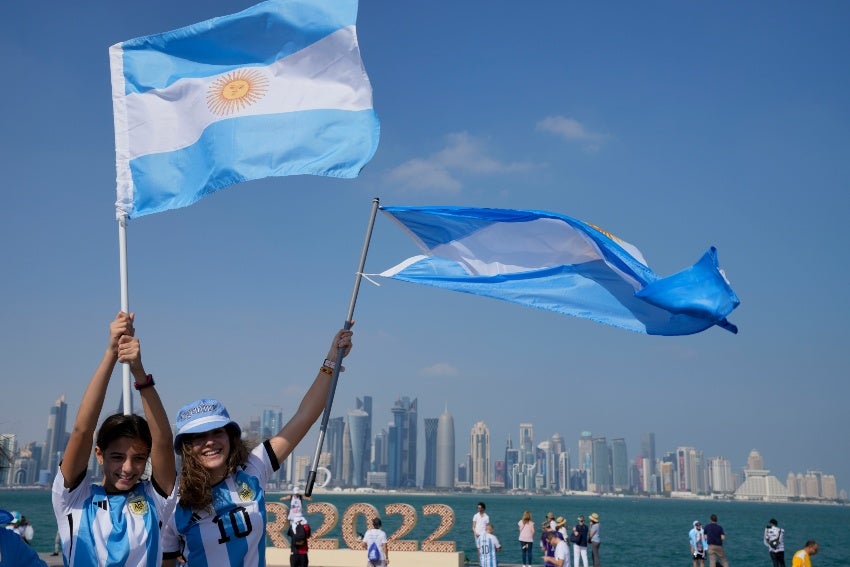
[1,392,842,502]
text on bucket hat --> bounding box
[173,398,241,452]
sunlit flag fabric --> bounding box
[377,206,740,336]
[110,0,380,219]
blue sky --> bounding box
[1,1,848,492]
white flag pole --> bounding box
[305,197,380,496]
[118,215,133,415]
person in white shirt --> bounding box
[764,518,785,567]
[363,517,389,566]
[472,502,490,541]
[545,531,571,567]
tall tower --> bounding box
[388,397,417,487]
[641,432,656,476]
[436,408,455,488]
[747,449,765,471]
[423,417,439,488]
[590,437,610,492]
[347,409,370,486]
[44,396,68,478]
[356,396,373,476]
[326,417,345,483]
[519,423,534,467]
[611,438,629,491]
[578,431,593,472]
[504,436,518,490]
[470,421,490,489]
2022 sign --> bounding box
[266,502,457,552]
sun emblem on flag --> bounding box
[207,69,269,116]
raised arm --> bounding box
[268,326,354,463]
[60,313,131,487]
[118,332,176,495]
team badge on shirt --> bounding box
[128,494,149,515]
[238,482,255,502]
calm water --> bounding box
[3,489,847,565]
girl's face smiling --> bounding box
[189,427,231,480]
[96,437,150,492]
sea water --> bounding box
[3,489,846,565]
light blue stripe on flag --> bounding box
[377,206,740,336]
[110,0,379,219]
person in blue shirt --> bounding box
[52,312,176,567]
[163,326,353,567]
[0,509,47,567]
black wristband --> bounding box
[134,374,155,390]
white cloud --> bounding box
[536,116,609,151]
[385,131,537,193]
[418,363,460,377]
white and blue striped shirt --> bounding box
[166,441,278,567]
[52,469,172,567]
[477,532,500,567]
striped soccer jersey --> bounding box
[52,470,172,567]
[477,532,500,567]
[167,441,279,567]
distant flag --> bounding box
[376,206,740,336]
[110,0,380,219]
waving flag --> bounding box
[376,206,740,336]
[110,0,380,219]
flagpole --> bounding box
[118,215,133,415]
[305,197,380,497]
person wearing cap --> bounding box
[544,530,570,567]
[588,513,600,567]
[164,326,353,567]
[689,520,707,567]
[555,517,569,543]
[764,518,785,567]
[52,312,176,567]
[0,509,48,567]
[286,490,311,567]
[571,515,589,567]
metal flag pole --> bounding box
[118,215,133,415]
[305,197,380,497]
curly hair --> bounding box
[177,423,250,511]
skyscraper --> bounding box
[470,421,491,490]
[590,437,610,493]
[641,432,656,477]
[43,396,68,478]
[347,408,370,486]
[578,431,593,473]
[356,396,373,476]
[423,417,439,488]
[504,436,519,490]
[326,416,345,483]
[519,423,534,467]
[611,438,629,491]
[436,408,455,488]
[388,397,417,487]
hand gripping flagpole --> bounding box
[118,216,133,415]
[305,197,380,497]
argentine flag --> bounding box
[377,206,740,336]
[110,0,380,219]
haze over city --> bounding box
[1,0,848,495]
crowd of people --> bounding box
[470,502,602,567]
